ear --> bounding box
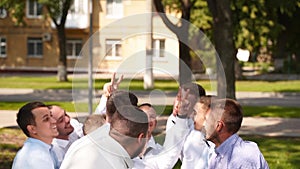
[216,121,224,132]
[149,120,156,128]
[27,125,37,136]
[137,133,146,143]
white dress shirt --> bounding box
[133,118,191,169]
[181,130,214,169]
[52,119,83,167]
[94,95,107,114]
[60,123,134,169]
[166,114,215,169]
[12,138,57,169]
[132,135,163,168]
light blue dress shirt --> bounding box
[208,134,269,169]
[12,137,57,169]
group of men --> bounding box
[11,73,269,169]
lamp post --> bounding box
[144,0,154,89]
[88,0,93,115]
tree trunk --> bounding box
[178,39,192,85]
[207,0,236,99]
[57,25,68,82]
[153,0,193,85]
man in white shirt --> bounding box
[49,105,83,167]
[12,101,59,169]
[60,105,149,169]
[166,83,213,169]
[181,96,216,169]
[133,103,163,160]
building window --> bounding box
[153,39,165,58]
[105,39,122,59]
[27,0,43,18]
[27,38,43,57]
[0,7,7,18]
[0,37,6,58]
[106,0,123,18]
[67,39,82,58]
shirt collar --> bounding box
[27,137,52,149]
[91,134,133,168]
[215,134,239,157]
[52,138,70,148]
[147,136,157,149]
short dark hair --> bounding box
[199,95,217,108]
[110,105,148,138]
[211,99,243,134]
[83,114,106,135]
[106,90,138,119]
[181,82,206,98]
[138,103,152,108]
[16,101,47,137]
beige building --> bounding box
[0,0,180,77]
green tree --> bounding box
[154,0,236,98]
[0,0,73,81]
[153,0,195,85]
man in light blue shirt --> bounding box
[203,98,269,169]
[12,101,59,169]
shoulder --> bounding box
[234,138,261,154]
[230,137,268,167]
[13,142,53,169]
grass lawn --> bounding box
[1,102,300,118]
[1,128,299,169]
[1,75,300,92]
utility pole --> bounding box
[88,0,93,115]
[144,0,154,89]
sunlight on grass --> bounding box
[1,76,300,92]
[1,103,300,118]
[243,106,300,118]
[242,136,300,169]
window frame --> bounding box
[106,0,123,18]
[26,0,43,18]
[105,39,122,60]
[27,37,43,58]
[152,39,166,60]
[0,37,7,58]
[66,39,83,59]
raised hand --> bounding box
[177,87,191,117]
[103,72,124,97]
[172,87,190,117]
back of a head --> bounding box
[138,103,156,120]
[106,90,138,119]
[199,95,217,107]
[17,101,47,137]
[182,82,206,98]
[110,105,148,138]
[211,98,243,134]
[83,114,106,135]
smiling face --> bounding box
[28,107,58,144]
[50,106,74,140]
[139,105,157,137]
[193,102,209,131]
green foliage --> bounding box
[161,0,300,63]
[0,0,25,25]
[232,0,282,52]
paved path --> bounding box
[0,88,300,107]
[1,88,300,137]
